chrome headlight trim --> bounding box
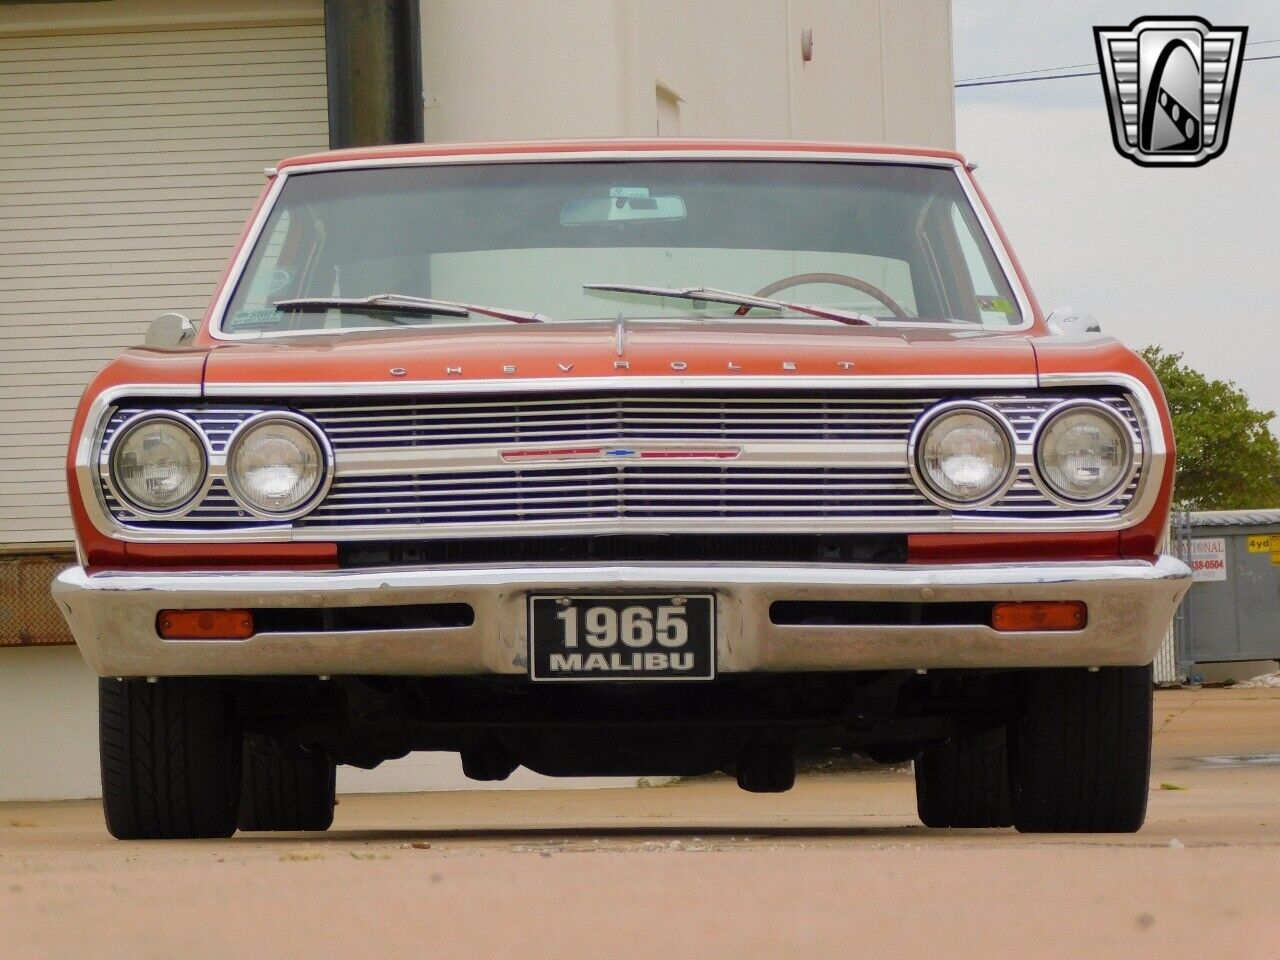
[222,410,334,520]
[100,411,212,519]
[908,400,1018,510]
[1030,398,1138,508]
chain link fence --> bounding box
[1153,511,1193,684]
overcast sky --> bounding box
[952,1,1280,433]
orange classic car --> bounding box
[54,140,1191,839]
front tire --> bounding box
[237,734,336,832]
[914,726,1013,828]
[98,678,240,840]
[1011,665,1153,833]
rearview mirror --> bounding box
[1045,306,1102,336]
[561,188,686,226]
[145,312,196,348]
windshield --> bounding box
[219,160,1024,336]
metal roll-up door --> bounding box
[0,17,330,546]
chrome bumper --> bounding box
[52,557,1191,678]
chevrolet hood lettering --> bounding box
[200,323,1037,386]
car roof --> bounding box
[274,138,968,173]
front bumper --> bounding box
[52,556,1191,678]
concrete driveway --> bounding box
[1,688,1277,960]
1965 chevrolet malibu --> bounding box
[53,140,1191,838]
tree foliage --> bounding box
[1140,346,1280,510]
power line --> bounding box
[955,62,1096,84]
[956,70,1098,88]
[955,37,1280,86]
[956,51,1280,89]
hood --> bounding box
[92,344,211,393]
[1029,334,1141,379]
[202,321,1036,388]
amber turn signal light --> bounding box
[157,609,254,640]
[990,601,1087,632]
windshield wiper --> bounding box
[583,284,878,326]
[273,293,548,324]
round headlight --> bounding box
[912,404,1015,508]
[226,414,328,517]
[1035,402,1132,504]
[109,415,207,515]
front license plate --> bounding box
[528,594,715,681]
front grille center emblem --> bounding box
[502,446,741,463]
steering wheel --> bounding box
[740,272,911,320]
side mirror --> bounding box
[1046,306,1102,336]
[145,312,197,348]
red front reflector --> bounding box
[991,601,1087,632]
[157,609,254,640]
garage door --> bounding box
[0,18,330,546]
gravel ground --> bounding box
[1,688,1277,960]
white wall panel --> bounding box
[0,15,329,545]
[420,0,955,147]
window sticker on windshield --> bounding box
[247,267,292,296]
[976,295,1014,314]
[226,307,281,331]
[609,186,651,198]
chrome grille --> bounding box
[294,393,1140,449]
[94,391,1146,542]
[301,394,933,449]
[303,466,936,525]
[103,467,1138,530]
[100,394,1142,452]
[97,389,1146,537]
[298,466,1138,527]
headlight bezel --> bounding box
[103,411,211,519]
[223,410,333,520]
[908,400,1018,510]
[1031,399,1137,507]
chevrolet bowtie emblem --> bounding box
[501,446,741,463]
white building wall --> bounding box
[420,0,955,147]
[0,0,331,548]
[0,647,100,800]
[0,0,955,804]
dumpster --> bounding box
[1172,510,1280,669]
